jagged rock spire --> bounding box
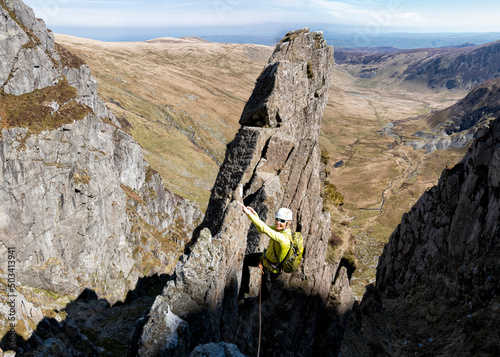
[137,28,354,357]
[240,27,331,141]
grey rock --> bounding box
[377,117,500,300]
[190,342,245,357]
[139,303,191,356]
[137,228,222,356]
[138,28,353,357]
[341,108,500,356]
[62,65,118,123]
[0,0,60,95]
[0,0,203,306]
[0,112,202,303]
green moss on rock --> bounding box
[324,182,345,207]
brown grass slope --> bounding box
[55,34,273,207]
[321,67,469,296]
[0,77,90,134]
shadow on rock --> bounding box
[0,273,169,356]
[234,280,348,357]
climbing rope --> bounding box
[257,262,264,357]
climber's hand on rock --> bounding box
[238,202,255,216]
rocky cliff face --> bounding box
[134,28,355,357]
[0,0,59,96]
[410,77,500,152]
[0,0,203,349]
[340,115,500,354]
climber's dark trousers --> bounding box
[239,252,279,300]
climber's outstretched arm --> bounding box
[239,202,290,247]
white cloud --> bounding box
[394,12,423,21]
[307,0,429,29]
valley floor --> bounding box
[321,70,468,298]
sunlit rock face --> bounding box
[0,0,203,305]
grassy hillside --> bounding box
[55,34,273,207]
[55,34,470,298]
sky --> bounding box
[22,0,500,42]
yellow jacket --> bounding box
[248,212,292,273]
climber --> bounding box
[238,202,293,300]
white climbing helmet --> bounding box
[275,207,293,221]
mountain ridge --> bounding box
[336,38,500,91]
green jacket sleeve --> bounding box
[248,212,291,247]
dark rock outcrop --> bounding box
[341,115,500,355]
[136,28,354,356]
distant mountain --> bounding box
[325,32,500,49]
[336,39,500,91]
[202,31,500,49]
[410,77,500,152]
[335,46,404,54]
[335,42,479,55]
[49,24,500,49]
